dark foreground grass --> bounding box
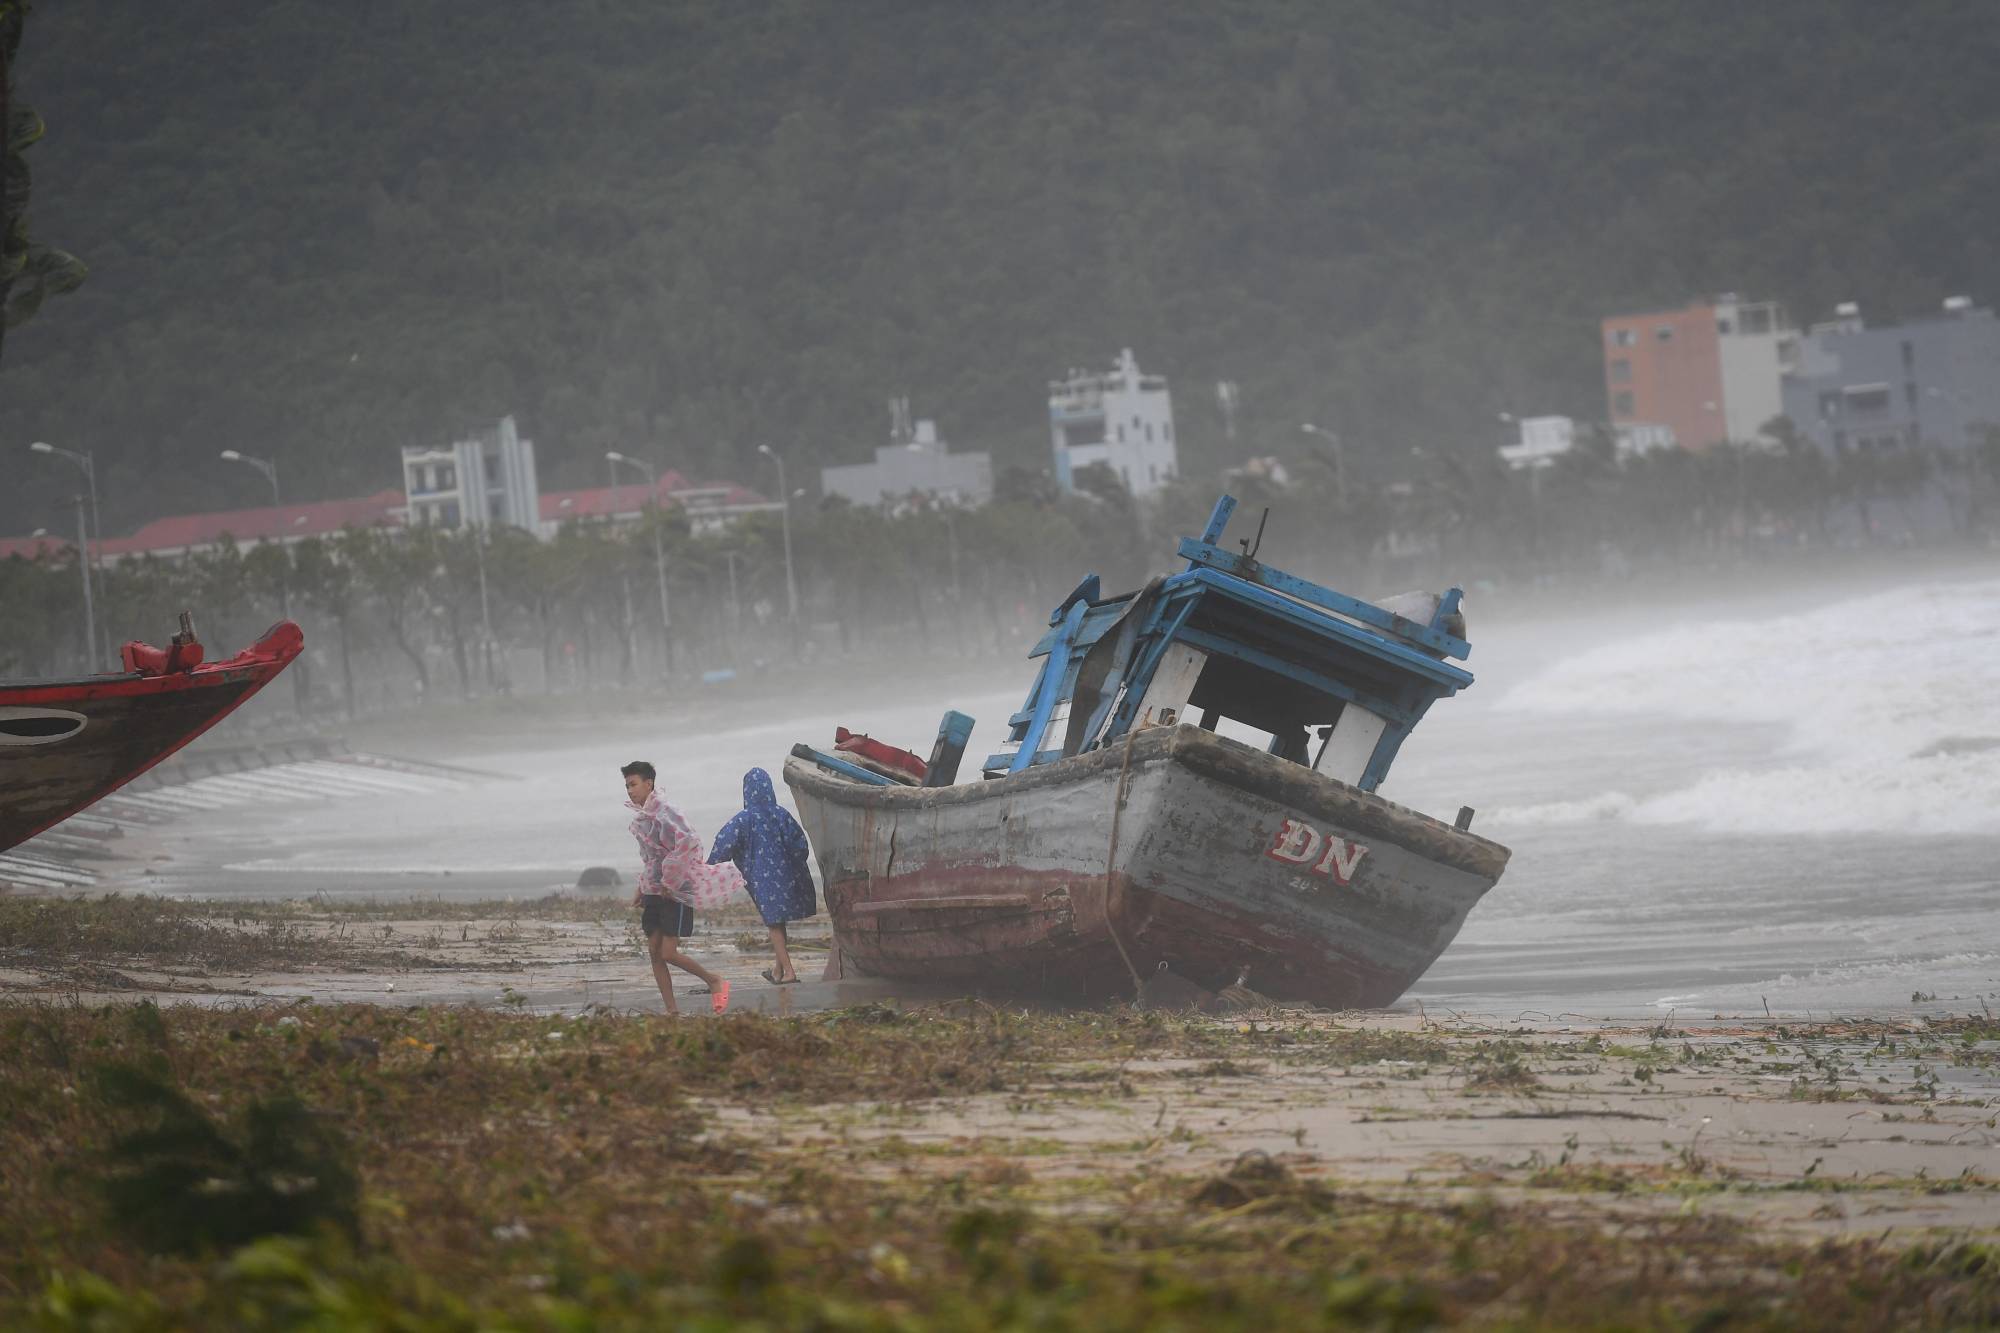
[3,1002,1996,1330]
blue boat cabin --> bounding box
[977,495,1475,792]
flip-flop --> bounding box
[710,979,731,1015]
[762,969,801,985]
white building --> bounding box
[402,414,540,531]
[1498,415,1575,470]
[821,418,993,509]
[1712,295,1797,444]
[1049,348,1178,497]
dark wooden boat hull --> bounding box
[0,622,304,853]
[784,724,1510,1010]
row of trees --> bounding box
[8,428,1994,717]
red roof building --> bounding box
[540,475,778,534]
[95,489,406,562]
[0,535,70,561]
[1,473,779,564]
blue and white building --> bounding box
[402,414,541,531]
[1049,348,1179,497]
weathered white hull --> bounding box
[784,724,1509,1009]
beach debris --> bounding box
[1190,1150,1334,1213]
[305,1034,381,1066]
[576,865,623,890]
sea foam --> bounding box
[1487,579,2000,837]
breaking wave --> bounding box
[1489,578,2000,837]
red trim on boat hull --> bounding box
[0,622,304,853]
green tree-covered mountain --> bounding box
[2,0,1996,535]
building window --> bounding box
[441,501,461,527]
[1610,328,1637,347]
[1115,424,1125,442]
[1655,326,1674,342]
[1843,384,1891,414]
[439,463,456,491]
[1145,423,1154,442]
[1149,465,1158,484]
[1613,391,1635,416]
[1905,382,1918,411]
[1818,392,1841,419]
[1901,340,1915,371]
[1164,422,1173,442]
[1610,358,1631,383]
[1716,318,1733,335]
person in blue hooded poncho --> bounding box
[707,767,818,984]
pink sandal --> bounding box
[710,979,731,1015]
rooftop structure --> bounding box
[1780,297,2000,456]
[1049,348,1178,497]
[821,416,993,509]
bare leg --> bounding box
[646,932,679,1013]
[768,924,797,982]
[656,935,724,992]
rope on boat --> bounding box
[1103,727,1146,998]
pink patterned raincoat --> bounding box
[627,791,744,908]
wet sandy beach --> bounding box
[5,893,1995,1247]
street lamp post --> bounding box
[219,449,292,620]
[901,442,967,650]
[1299,423,1346,507]
[722,549,743,637]
[756,445,801,649]
[30,441,104,664]
[606,451,674,671]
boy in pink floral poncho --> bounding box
[621,761,739,1015]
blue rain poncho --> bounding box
[707,767,818,927]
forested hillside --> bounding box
[3,1,1996,534]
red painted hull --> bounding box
[0,621,304,853]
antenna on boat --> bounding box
[1239,507,1269,561]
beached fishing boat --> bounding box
[0,615,304,853]
[783,496,1509,1010]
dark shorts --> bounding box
[640,895,693,939]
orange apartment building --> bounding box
[1602,295,1795,450]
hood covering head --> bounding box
[743,767,778,809]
